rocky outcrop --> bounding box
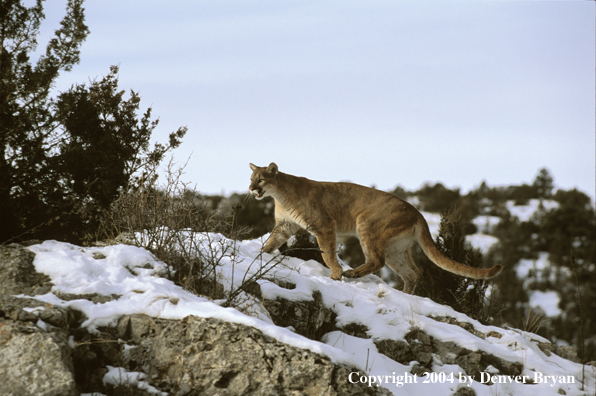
[0,243,391,395]
[0,243,81,396]
[115,314,391,396]
[0,242,587,395]
[385,328,523,379]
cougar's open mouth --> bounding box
[251,190,265,199]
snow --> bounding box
[515,253,562,317]
[529,291,561,318]
[472,216,501,234]
[507,199,559,222]
[23,233,594,396]
[468,215,501,254]
[102,366,167,395]
[420,212,440,238]
[422,212,499,253]
[465,233,499,253]
[516,253,551,280]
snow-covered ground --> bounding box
[24,234,594,396]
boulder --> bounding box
[0,244,52,296]
[0,320,77,396]
[263,290,337,340]
[119,314,392,396]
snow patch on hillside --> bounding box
[472,216,501,234]
[516,253,551,280]
[507,199,559,222]
[25,235,593,396]
[465,234,499,253]
[421,212,499,253]
[420,211,441,238]
[529,290,561,318]
[515,252,563,318]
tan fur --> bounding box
[249,162,502,294]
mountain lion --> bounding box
[249,162,502,293]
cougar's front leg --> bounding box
[343,225,387,279]
[312,222,343,280]
[262,220,297,253]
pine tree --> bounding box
[415,209,494,323]
[532,168,554,199]
[0,0,186,243]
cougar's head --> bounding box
[249,162,278,200]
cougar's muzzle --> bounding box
[249,185,265,199]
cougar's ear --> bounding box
[267,162,278,177]
[249,163,258,172]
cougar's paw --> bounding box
[330,271,343,281]
[342,269,358,278]
[261,246,274,254]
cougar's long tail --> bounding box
[415,220,502,279]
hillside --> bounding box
[2,232,594,395]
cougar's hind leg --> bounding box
[385,246,420,294]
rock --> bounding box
[555,346,581,363]
[402,327,523,379]
[410,363,429,376]
[0,242,585,395]
[71,327,123,393]
[0,295,45,323]
[405,329,435,370]
[480,351,523,377]
[117,314,159,343]
[456,352,483,379]
[241,280,263,298]
[39,307,71,328]
[375,339,413,365]
[0,319,77,396]
[342,322,370,339]
[537,342,556,357]
[452,385,477,395]
[432,316,488,340]
[0,295,86,329]
[417,330,432,346]
[263,290,337,340]
[412,345,434,367]
[0,244,52,296]
[432,339,467,365]
[92,252,107,260]
[122,315,391,395]
[52,290,121,303]
[18,309,39,322]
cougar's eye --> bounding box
[257,178,264,184]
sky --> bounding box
[39,0,595,198]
